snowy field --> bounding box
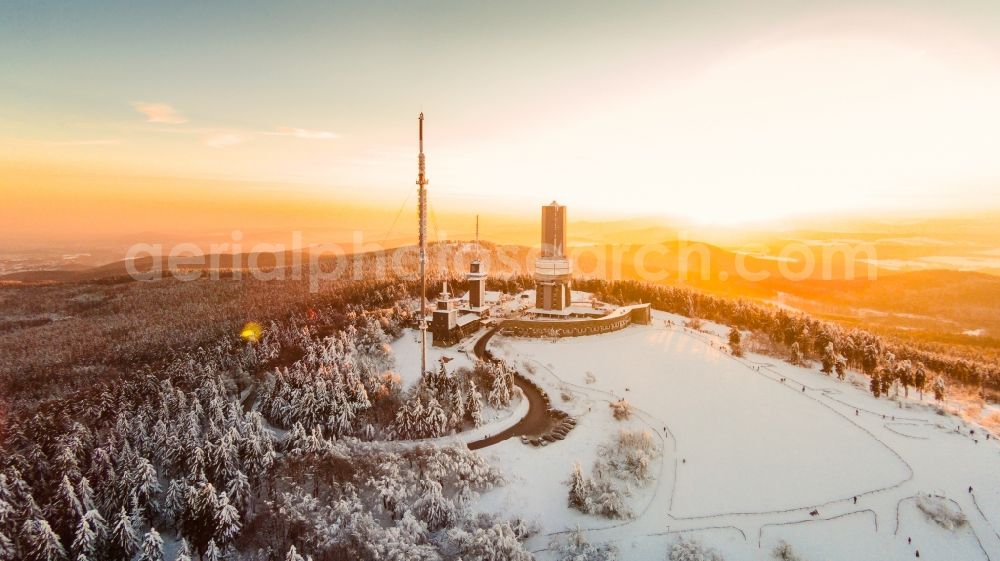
[390,328,477,389]
[474,311,1000,560]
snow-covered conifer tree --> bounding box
[203,540,221,561]
[821,343,836,374]
[284,545,305,561]
[411,481,453,531]
[71,510,105,560]
[22,518,66,561]
[137,527,164,561]
[933,376,946,401]
[214,493,241,546]
[466,381,484,427]
[109,507,138,561]
[173,539,193,561]
[566,463,591,511]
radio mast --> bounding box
[417,113,428,378]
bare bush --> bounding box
[668,537,724,561]
[609,399,632,420]
[552,526,619,561]
[772,540,804,561]
[916,495,967,530]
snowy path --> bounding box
[475,312,1000,560]
[467,326,559,449]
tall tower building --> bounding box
[541,202,567,258]
[467,215,486,309]
[534,201,572,310]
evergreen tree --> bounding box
[488,371,511,409]
[789,342,804,366]
[567,463,592,511]
[914,362,927,399]
[108,507,138,561]
[285,545,305,561]
[897,360,914,398]
[861,344,879,375]
[164,479,188,526]
[465,381,484,427]
[173,539,193,561]
[48,476,83,545]
[411,480,453,531]
[0,531,13,561]
[214,493,241,546]
[21,518,66,561]
[821,343,836,374]
[180,482,219,556]
[203,540,221,561]
[137,528,164,561]
[870,371,882,398]
[834,355,847,380]
[423,398,449,438]
[71,510,105,560]
[933,376,946,401]
[75,479,96,515]
[225,470,251,521]
[880,368,893,396]
[728,328,743,357]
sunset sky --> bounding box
[4,0,1000,243]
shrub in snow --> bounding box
[916,495,967,530]
[609,399,632,421]
[668,537,724,561]
[597,429,660,485]
[590,480,632,519]
[565,463,633,520]
[772,540,804,561]
[552,526,619,561]
[447,521,533,561]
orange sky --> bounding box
[3,1,1000,245]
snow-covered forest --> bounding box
[0,277,532,561]
[2,274,1000,561]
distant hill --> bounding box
[5,240,998,341]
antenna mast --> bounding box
[417,113,428,378]
[475,215,480,260]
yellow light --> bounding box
[240,321,263,343]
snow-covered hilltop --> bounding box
[475,310,1000,560]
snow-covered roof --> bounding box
[527,305,607,318]
[456,314,480,327]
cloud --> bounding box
[131,102,187,124]
[45,139,122,146]
[273,126,339,140]
[203,132,250,148]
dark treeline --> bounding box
[571,278,999,394]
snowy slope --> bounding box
[474,311,1000,560]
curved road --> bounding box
[467,326,553,450]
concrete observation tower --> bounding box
[534,201,572,311]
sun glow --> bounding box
[4,4,1000,236]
